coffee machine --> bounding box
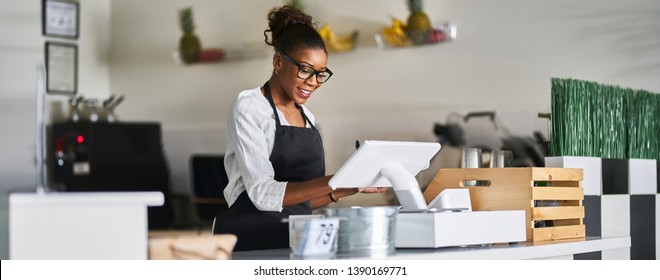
[50,121,173,229]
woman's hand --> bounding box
[358,187,388,193]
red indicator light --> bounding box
[55,138,65,152]
[77,135,85,143]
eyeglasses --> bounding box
[280,52,333,84]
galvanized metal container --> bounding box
[324,206,399,257]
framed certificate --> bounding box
[43,0,79,39]
[45,42,78,94]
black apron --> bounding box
[213,82,325,251]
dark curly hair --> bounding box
[263,5,326,54]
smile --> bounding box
[298,88,312,98]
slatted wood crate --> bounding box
[423,167,585,242]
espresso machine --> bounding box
[49,95,173,229]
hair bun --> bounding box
[264,5,316,48]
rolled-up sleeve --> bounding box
[226,96,286,211]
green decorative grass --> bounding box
[627,89,658,159]
[550,78,658,160]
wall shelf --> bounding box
[172,22,456,66]
[172,42,270,66]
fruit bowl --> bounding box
[375,21,456,49]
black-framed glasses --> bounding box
[280,52,333,84]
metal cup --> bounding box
[324,206,399,257]
[461,148,482,168]
[461,148,482,187]
[490,150,514,168]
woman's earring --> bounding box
[275,69,280,75]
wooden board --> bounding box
[532,187,584,201]
[532,225,586,241]
[532,206,584,220]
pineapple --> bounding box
[178,7,201,63]
[406,0,432,45]
[179,7,195,34]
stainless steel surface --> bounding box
[461,148,482,186]
[83,99,100,122]
[104,94,124,122]
[461,148,482,168]
[36,63,49,193]
[66,94,125,122]
[490,150,513,168]
[324,206,399,257]
[67,96,83,122]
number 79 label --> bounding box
[293,218,340,256]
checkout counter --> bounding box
[6,140,634,260]
[234,141,633,260]
[233,236,631,260]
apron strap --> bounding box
[296,104,317,131]
[263,82,282,127]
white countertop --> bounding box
[9,191,164,206]
[233,236,630,260]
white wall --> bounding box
[109,0,660,196]
[0,0,112,259]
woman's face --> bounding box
[275,48,328,105]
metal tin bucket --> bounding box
[324,206,399,257]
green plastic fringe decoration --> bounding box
[550,78,659,160]
[657,93,660,159]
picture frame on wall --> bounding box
[43,0,79,39]
[45,42,78,95]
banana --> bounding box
[318,24,332,40]
[330,31,357,52]
[391,17,407,36]
[380,17,412,47]
[317,24,356,52]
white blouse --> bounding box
[223,86,316,212]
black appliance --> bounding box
[189,154,229,223]
[50,122,173,229]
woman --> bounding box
[214,5,384,251]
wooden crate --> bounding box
[424,167,585,242]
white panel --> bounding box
[628,159,657,195]
[9,192,162,260]
[395,211,526,248]
[601,195,631,260]
[657,194,659,260]
[545,156,602,195]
